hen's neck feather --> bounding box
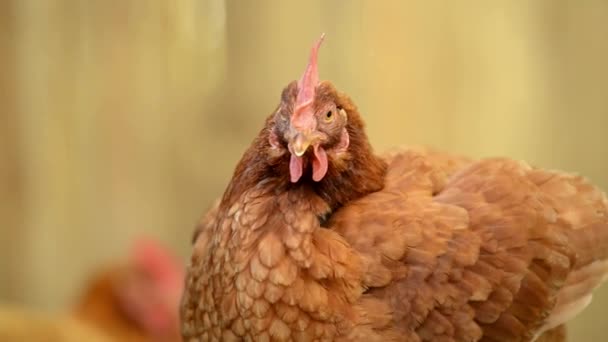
[221,105,386,214]
[222,100,387,211]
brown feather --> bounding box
[181,74,608,341]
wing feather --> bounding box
[331,148,608,341]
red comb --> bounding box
[123,237,184,338]
[291,34,325,131]
[131,236,184,289]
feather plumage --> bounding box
[181,39,608,342]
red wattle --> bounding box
[312,146,328,182]
[290,154,303,183]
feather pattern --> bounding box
[181,39,608,341]
[182,146,608,341]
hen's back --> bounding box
[331,148,608,341]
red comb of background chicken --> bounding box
[131,236,184,294]
[126,237,184,338]
[291,33,325,131]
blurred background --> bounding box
[1,0,607,340]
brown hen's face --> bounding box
[269,35,351,183]
[271,82,351,183]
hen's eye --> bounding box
[324,110,334,122]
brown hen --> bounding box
[181,36,608,341]
[0,237,183,342]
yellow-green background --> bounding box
[1,1,606,340]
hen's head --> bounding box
[269,35,362,184]
[227,35,385,209]
[73,237,184,341]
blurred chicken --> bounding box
[0,237,184,342]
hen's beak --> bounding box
[291,132,313,157]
